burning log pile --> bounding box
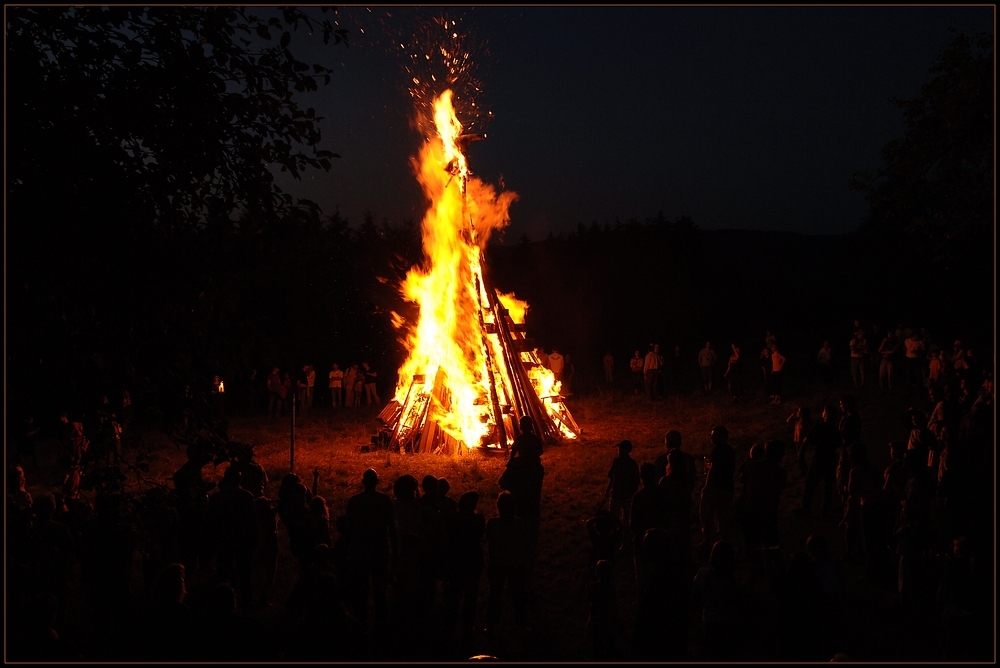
[376,91,579,455]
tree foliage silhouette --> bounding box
[850,31,993,275]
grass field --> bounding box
[25,376,937,660]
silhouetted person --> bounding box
[837,394,862,503]
[630,462,668,586]
[253,496,278,606]
[798,405,840,519]
[486,492,529,648]
[310,495,332,549]
[139,487,179,592]
[585,510,623,569]
[693,540,744,661]
[393,532,434,658]
[937,536,983,661]
[587,559,619,659]
[444,491,486,650]
[509,415,543,459]
[172,445,214,572]
[143,563,196,661]
[266,366,282,416]
[724,343,744,403]
[206,466,256,606]
[437,477,459,515]
[630,350,644,394]
[278,476,317,575]
[345,469,395,633]
[905,408,937,475]
[393,474,424,540]
[786,406,812,461]
[842,443,885,577]
[362,362,380,406]
[231,444,268,499]
[660,449,695,570]
[285,568,362,661]
[746,440,787,554]
[632,528,690,660]
[653,429,696,491]
[200,582,275,660]
[736,444,767,559]
[699,427,735,556]
[603,440,640,543]
[498,443,545,586]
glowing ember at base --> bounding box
[378,90,579,454]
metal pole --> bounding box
[290,391,296,473]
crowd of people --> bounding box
[238,361,383,419]
[6,320,993,661]
[6,415,550,661]
[601,321,988,410]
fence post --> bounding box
[290,391,296,473]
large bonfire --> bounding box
[378,90,579,454]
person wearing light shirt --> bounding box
[328,363,344,408]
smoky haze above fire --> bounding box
[274,6,992,239]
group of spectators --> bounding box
[605,320,986,411]
[841,321,986,399]
[588,375,993,659]
[252,361,381,417]
[6,416,550,661]
[613,338,788,405]
[6,319,993,661]
[533,348,575,394]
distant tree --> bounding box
[7,6,346,232]
[6,7,349,415]
[850,31,992,280]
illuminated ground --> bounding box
[26,382,949,660]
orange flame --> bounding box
[392,90,576,448]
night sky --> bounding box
[275,6,992,240]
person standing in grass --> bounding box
[817,341,833,386]
[603,441,641,545]
[345,469,395,633]
[344,364,358,408]
[603,351,615,386]
[328,363,344,409]
[724,344,744,404]
[486,492,529,647]
[303,364,316,412]
[759,346,773,400]
[698,341,718,394]
[769,344,786,405]
[644,345,662,400]
[630,350,644,395]
[797,405,840,519]
[786,406,812,462]
[850,330,868,389]
[362,362,380,407]
[267,366,282,417]
[548,348,565,384]
[877,332,898,393]
[698,427,735,556]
